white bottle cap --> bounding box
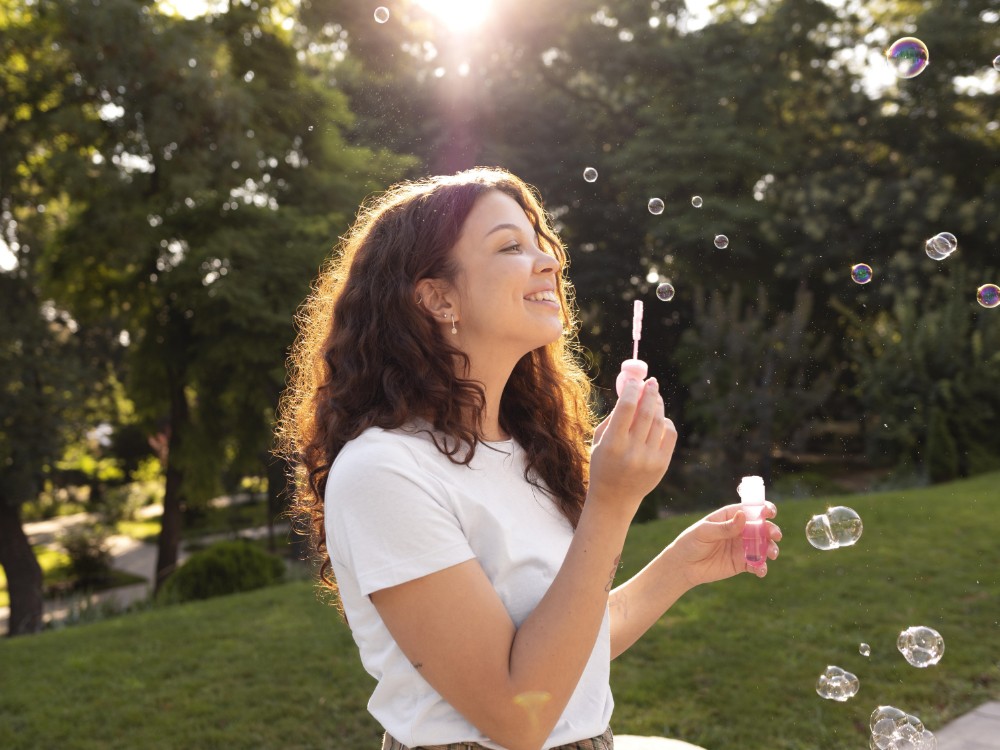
[737,475,765,505]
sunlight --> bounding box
[416,0,493,32]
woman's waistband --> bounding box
[381,726,614,750]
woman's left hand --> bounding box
[667,503,781,587]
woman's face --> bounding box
[447,190,564,358]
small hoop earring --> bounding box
[450,314,457,335]
[415,295,422,304]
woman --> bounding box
[276,167,781,750]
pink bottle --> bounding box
[616,301,648,396]
[737,475,768,567]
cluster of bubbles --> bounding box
[583,167,598,183]
[851,263,873,285]
[714,234,729,249]
[656,282,675,302]
[374,6,390,24]
[815,665,860,702]
[870,706,937,749]
[647,197,665,215]
[886,37,930,79]
[805,506,863,550]
[897,626,945,668]
[925,231,958,261]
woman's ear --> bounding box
[415,278,456,320]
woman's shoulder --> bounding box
[333,423,441,472]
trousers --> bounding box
[381,726,614,750]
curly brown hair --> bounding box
[274,167,597,600]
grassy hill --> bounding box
[1,473,998,749]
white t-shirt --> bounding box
[325,424,613,749]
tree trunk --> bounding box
[265,452,306,558]
[154,378,189,594]
[0,499,44,637]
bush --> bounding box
[59,524,113,588]
[157,540,285,605]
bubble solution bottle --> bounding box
[737,475,768,567]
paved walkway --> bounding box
[3,508,998,747]
[0,498,287,631]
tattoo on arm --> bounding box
[605,554,622,593]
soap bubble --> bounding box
[374,6,390,23]
[714,234,729,249]
[994,55,1000,72]
[805,506,863,550]
[924,232,957,261]
[886,37,930,79]
[860,643,871,657]
[977,284,1000,309]
[851,263,873,285]
[897,626,944,667]
[583,167,598,183]
[870,706,936,750]
[656,282,675,302]
[816,665,860,702]
[691,195,703,208]
[648,197,665,215]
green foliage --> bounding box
[835,256,1000,479]
[674,283,836,500]
[58,524,112,588]
[156,540,284,605]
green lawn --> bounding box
[1,473,998,749]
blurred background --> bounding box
[0,0,998,693]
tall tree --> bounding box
[36,0,412,590]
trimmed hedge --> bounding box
[157,540,285,605]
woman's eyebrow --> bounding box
[482,222,525,239]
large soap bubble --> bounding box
[886,37,930,79]
[977,284,1000,309]
[805,506,863,550]
[851,263,873,284]
[897,626,944,668]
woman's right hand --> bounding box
[588,377,677,514]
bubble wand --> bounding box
[616,300,648,396]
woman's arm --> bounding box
[608,503,781,659]
[370,378,675,750]
[372,499,629,750]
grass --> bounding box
[1,472,998,749]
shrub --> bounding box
[59,524,113,588]
[157,540,285,605]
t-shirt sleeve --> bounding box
[324,434,476,597]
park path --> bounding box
[0,497,287,632]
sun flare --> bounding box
[416,0,493,32]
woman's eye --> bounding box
[502,243,522,253]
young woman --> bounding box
[277,167,781,750]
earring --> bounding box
[450,314,457,334]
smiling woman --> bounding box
[416,0,493,32]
